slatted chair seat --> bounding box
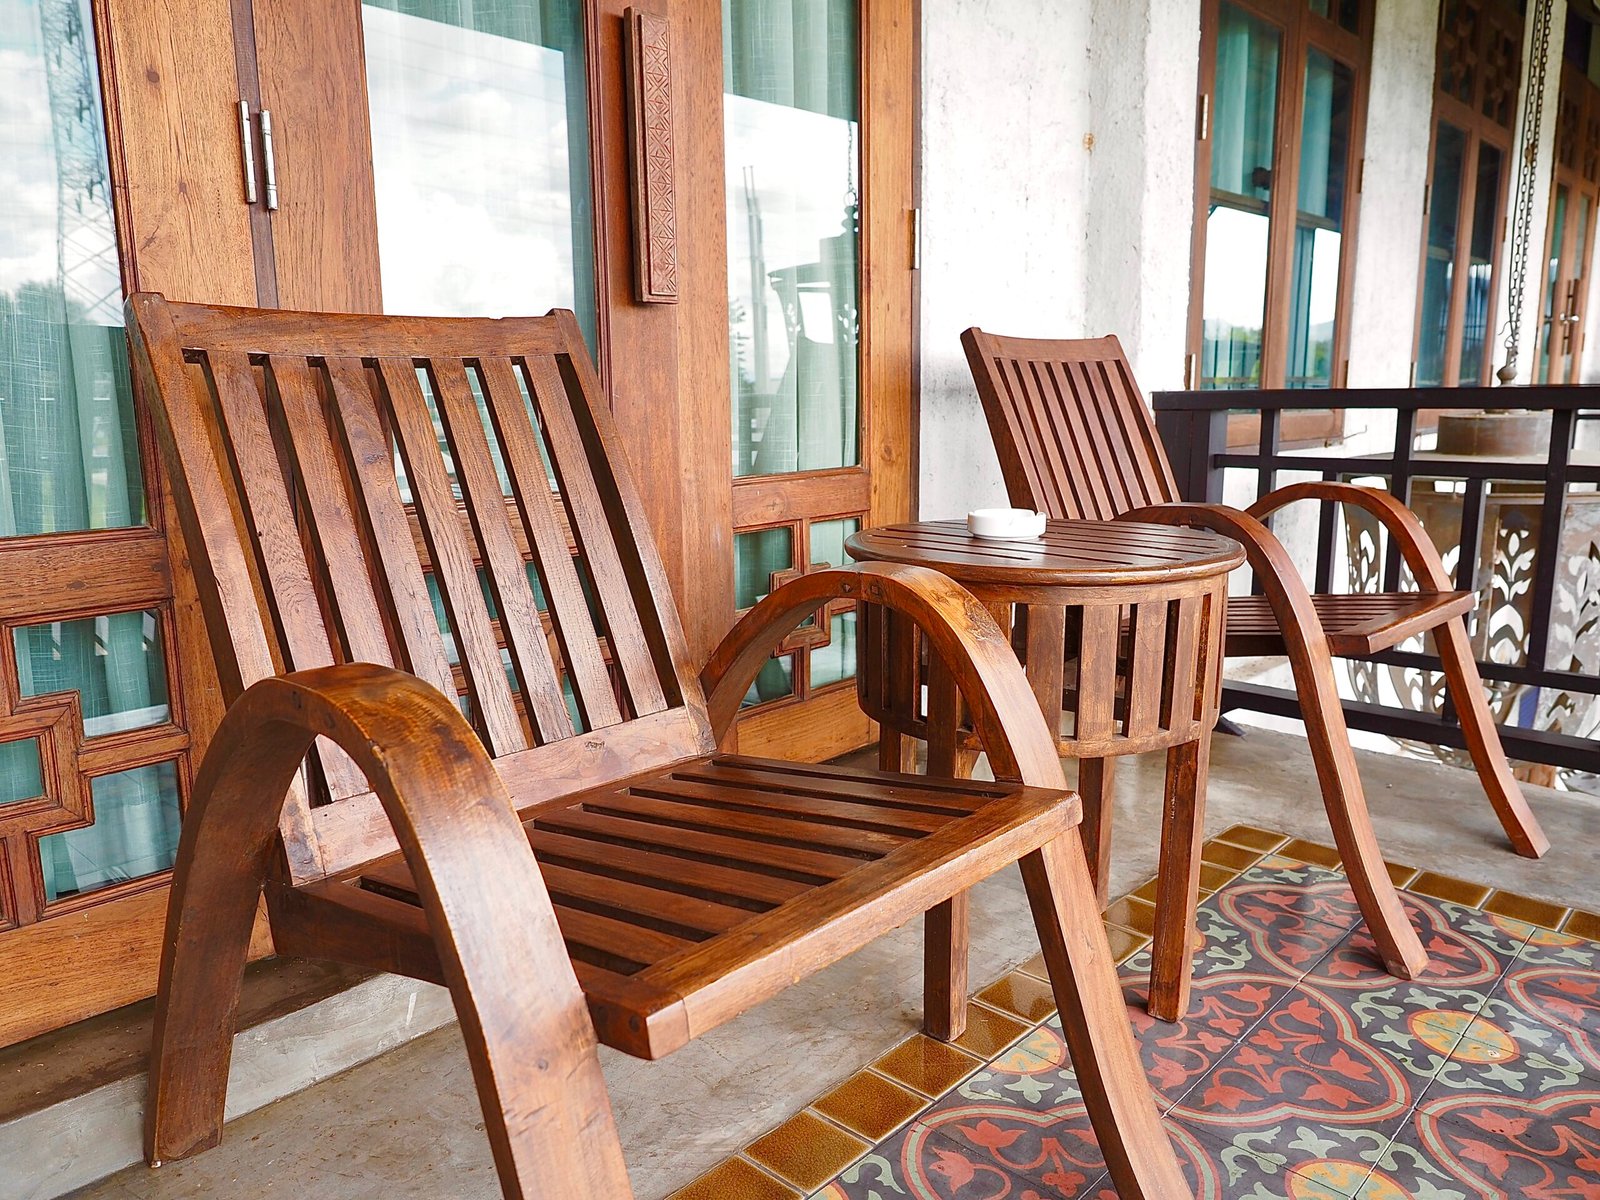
[1225,590,1477,658]
[964,328,1551,996]
[128,296,1192,1200]
[310,753,1070,1058]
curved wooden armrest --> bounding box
[1247,480,1455,591]
[150,663,615,1183]
[1118,502,1334,647]
[700,562,1066,790]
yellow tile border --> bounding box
[673,829,1600,1198]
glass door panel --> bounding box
[1458,142,1503,384]
[361,0,596,343]
[725,0,869,729]
[1286,48,1353,387]
[1417,123,1467,387]
[1538,184,1569,384]
[1201,2,1281,388]
[726,0,860,479]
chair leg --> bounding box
[1077,756,1116,905]
[923,654,976,1041]
[1147,738,1208,1022]
[1434,615,1550,858]
[1282,615,1430,980]
[924,892,970,1041]
[1020,834,1193,1198]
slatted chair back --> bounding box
[961,329,1180,520]
[128,295,710,885]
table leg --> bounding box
[1077,756,1116,905]
[923,650,971,1041]
[1148,735,1210,1022]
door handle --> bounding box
[237,100,258,205]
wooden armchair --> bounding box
[127,295,1191,1199]
[963,328,1551,986]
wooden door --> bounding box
[726,1,917,760]
[0,0,260,1047]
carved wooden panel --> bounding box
[625,8,678,304]
[1435,0,1522,132]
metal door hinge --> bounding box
[1198,93,1210,141]
[237,102,279,212]
[1355,157,1364,193]
[1184,352,1197,389]
[911,207,922,270]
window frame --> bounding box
[1188,0,1374,421]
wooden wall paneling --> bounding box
[665,0,735,666]
[862,0,918,531]
[249,0,382,313]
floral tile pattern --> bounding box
[668,826,1600,1200]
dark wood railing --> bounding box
[1152,386,1600,777]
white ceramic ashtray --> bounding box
[967,508,1047,539]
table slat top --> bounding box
[846,519,1245,586]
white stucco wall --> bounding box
[917,0,1093,520]
[1345,0,1441,390]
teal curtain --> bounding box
[1285,49,1351,388]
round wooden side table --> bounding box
[847,518,1245,1021]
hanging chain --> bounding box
[1499,0,1555,383]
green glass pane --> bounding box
[1210,3,1280,201]
[0,737,43,806]
[1285,50,1353,389]
[741,653,794,710]
[810,610,857,689]
[734,527,794,609]
[0,0,146,537]
[1417,123,1468,388]
[362,0,597,350]
[809,517,860,569]
[15,610,169,737]
[41,759,180,903]
[1202,3,1279,390]
[726,0,860,478]
[1459,144,1504,385]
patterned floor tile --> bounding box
[803,839,1600,1200]
[1373,1083,1600,1199]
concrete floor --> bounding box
[67,725,1600,1200]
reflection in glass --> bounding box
[362,0,595,347]
[1459,144,1503,385]
[725,1,860,478]
[0,0,144,536]
[811,611,857,689]
[0,738,42,807]
[1286,50,1352,388]
[16,610,169,737]
[810,517,861,569]
[1202,3,1281,389]
[734,527,795,706]
[42,759,180,903]
[1417,123,1467,387]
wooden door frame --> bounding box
[1188,0,1370,447]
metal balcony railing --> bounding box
[1153,386,1600,782]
